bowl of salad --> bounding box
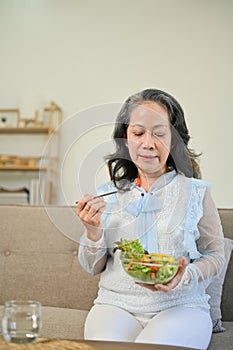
[113,238,180,284]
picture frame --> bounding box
[0,109,20,127]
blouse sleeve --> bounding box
[78,182,114,275]
[78,229,108,275]
[181,187,225,288]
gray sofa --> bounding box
[0,205,232,349]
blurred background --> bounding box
[0,0,232,207]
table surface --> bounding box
[0,337,196,350]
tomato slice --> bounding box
[150,265,159,272]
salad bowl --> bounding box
[113,238,180,285]
[121,253,180,284]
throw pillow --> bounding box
[206,237,233,333]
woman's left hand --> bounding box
[136,256,188,292]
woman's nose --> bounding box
[142,132,155,149]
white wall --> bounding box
[0,0,232,207]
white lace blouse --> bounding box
[78,171,225,313]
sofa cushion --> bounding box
[208,322,233,350]
[40,306,88,340]
[206,238,233,332]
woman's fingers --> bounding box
[136,256,188,293]
[77,194,106,225]
[154,256,188,292]
[76,194,94,214]
[76,194,107,241]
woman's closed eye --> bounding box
[153,131,166,137]
[133,132,144,136]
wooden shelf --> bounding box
[0,126,52,134]
[0,166,47,171]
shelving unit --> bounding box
[0,102,62,205]
[0,166,47,170]
[0,126,50,134]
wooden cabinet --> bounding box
[0,102,62,204]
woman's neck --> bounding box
[138,167,169,192]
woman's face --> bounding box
[126,101,171,185]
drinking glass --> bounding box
[2,300,42,344]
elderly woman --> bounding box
[77,88,225,349]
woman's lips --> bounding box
[139,155,158,162]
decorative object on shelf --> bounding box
[0,155,42,169]
[0,102,62,130]
[0,109,20,127]
[0,155,18,167]
[17,109,44,127]
[17,101,62,129]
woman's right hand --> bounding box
[76,194,106,242]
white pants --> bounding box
[84,304,213,350]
